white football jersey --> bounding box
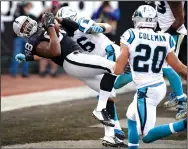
[156,1,186,33]
[72,17,114,57]
[120,28,175,89]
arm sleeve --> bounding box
[77,17,95,33]
[61,18,79,33]
[120,29,135,46]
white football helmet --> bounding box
[13,16,37,38]
[132,5,157,29]
[56,6,77,21]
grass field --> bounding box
[2,86,187,148]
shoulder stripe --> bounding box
[127,29,135,44]
[169,36,175,48]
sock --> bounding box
[106,100,115,119]
[163,68,186,101]
[142,119,186,143]
[97,73,117,111]
[114,120,122,130]
[104,124,115,137]
[96,90,111,111]
[113,104,122,130]
[177,93,187,102]
[127,119,139,149]
[114,72,133,89]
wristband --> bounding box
[165,25,178,35]
[100,26,106,33]
[26,55,34,61]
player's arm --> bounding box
[114,42,129,75]
[36,27,61,58]
[166,52,187,80]
[56,17,79,36]
[95,23,112,33]
[114,29,132,74]
[166,2,185,34]
[36,13,61,58]
[166,35,187,80]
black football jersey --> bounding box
[24,27,81,66]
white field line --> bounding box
[1,80,186,112]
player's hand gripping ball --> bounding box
[42,12,55,28]
[41,12,60,34]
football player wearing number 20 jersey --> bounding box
[114,5,187,148]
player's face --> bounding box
[20,19,37,38]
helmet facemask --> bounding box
[20,17,37,38]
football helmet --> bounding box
[132,5,157,29]
[13,16,37,38]
[56,6,77,21]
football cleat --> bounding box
[102,136,128,148]
[114,129,125,141]
[92,108,115,127]
[176,102,187,120]
[164,92,178,108]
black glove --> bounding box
[43,12,55,29]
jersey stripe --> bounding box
[169,36,175,49]
[78,17,85,32]
[127,29,135,44]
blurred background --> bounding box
[1,1,187,147]
[1,1,187,76]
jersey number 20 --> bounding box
[133,44,166,73]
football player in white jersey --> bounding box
[56,7,132,147]
[114,5,187,148]
[154,1,187,120]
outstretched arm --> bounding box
[166,2,186,35]
[166,52,187,80]
[95,23,112,33]
[168,1,184,30]
[36,27,61,58]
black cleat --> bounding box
[102,136,128,148]
[92,108,115,127]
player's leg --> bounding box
[105,44,126,138]
[114,64,133,89]
[21,39,29,77]
[63,51,117,126]
[163,34,187,113]
[10,37,22,77]
[80,76,125,141]
[127,81,166,148]
[126,96,140,149]
[132,82,186,144]
[111,44,133,89]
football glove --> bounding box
[43,12,55,29]
[15,53,26,63]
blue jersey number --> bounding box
[133,44,166,73]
